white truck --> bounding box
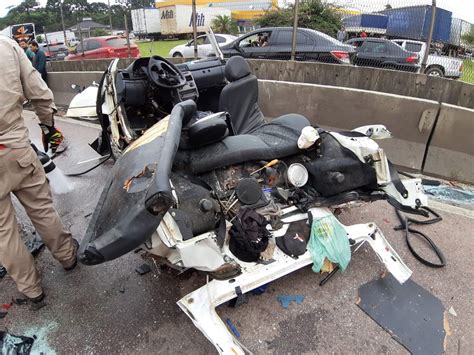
[131,8,161,40]
[392,39,464,79]
[38,30,75,45]
[160,5,231,37]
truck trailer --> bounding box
[449,18,473,47]
[381,5,452,43]
[159,5,231,37]
[131,8,161,40]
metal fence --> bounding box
[144,0,472,83]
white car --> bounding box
[168,33,237,58]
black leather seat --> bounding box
[218,56,266,134]
[174,113,311,173]
[174,56,313,174]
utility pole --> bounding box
[290,0,300,61]
[108,0,113,34]
[124,14,131,58]
[422,0,436,73]
[60,0,67,45]
[192,0,198,59]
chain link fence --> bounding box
[137,0,472,83]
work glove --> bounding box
[39,123,64,154]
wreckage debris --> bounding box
[308,214,351,273]
[135,263,152,276]
[277,295,305,309]
[0,331,35,354]
[225,319,241,338]
[357,274,448,355]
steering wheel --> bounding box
[148,56,187,89]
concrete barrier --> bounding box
[423,104,474,182]
[258,80,440,171]
[48,57,189,72]
[49,71,103,107]
[49,58,474,109]
[248,60,474,110]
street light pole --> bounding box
[60,0,67,44]
[290,0,300,61]
[108,0,113,34]
[192,0,198,59]
[421,0,436,73]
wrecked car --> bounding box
[73,37,430,354]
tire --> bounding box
[172,52,183,58]
[425,66,444,77]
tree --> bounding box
[256,0,342,37]
[462,27,474,46]
[211,15,238,35]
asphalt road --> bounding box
[1,112,473,354]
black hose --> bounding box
[394,207,446,268]
[65,154,111,177]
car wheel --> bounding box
[172,52,183,58]
[425,66,444,77]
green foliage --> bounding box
[461,27,474,45]
[211,15,238,35]
[92,28,110,37]
[256,0,342,37]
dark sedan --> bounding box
[40,43,69,61]
[219,27,355,64]
[345,38,420,72]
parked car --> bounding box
[345,37,420,72]
[219,27,355,64]
[65,36,140,60]
[391,39,464,78]
[39,43,69,61]
[169,34,237,58]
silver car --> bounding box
[168,33,237,58]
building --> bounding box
[155,0,278,32]
[70,18,110,39]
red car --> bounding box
[66,36,140,60]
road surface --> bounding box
[1,112,473,354]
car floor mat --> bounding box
[357,273,448,355]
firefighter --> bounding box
[0,35,78,308]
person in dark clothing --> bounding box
[30,41,47,84]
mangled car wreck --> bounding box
[76,46,430,353]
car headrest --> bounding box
[224,56,251,82]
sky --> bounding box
[1,0,474,23]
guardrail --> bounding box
[47,72,474,183]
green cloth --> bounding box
[308,214,351,272]
[24,48,35,63]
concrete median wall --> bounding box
[49,71,103,107]
[423,104,474,182]
[47,57,189,72]
[48,59,474,109]
[259,80,440,171]
[247,60,474,110]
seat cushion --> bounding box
[174,114,311,174]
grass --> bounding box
[136,39,188,58]
[461,60,474,84]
